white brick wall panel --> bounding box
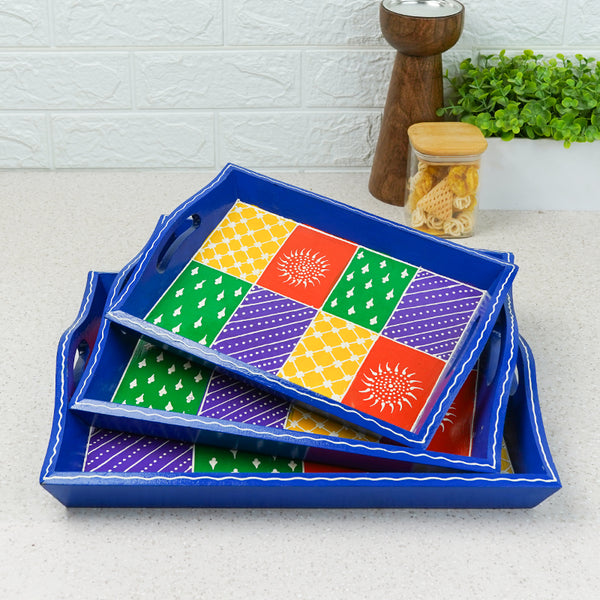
[459,0,568,47]
[54,0,222,47]
[135,52,300,108]
[52,113,214,168]
[0,114,49,167]
[219,111,380,167]
[225,0,383,46]
[565,0,600,44]
[304,50,394,107]
[0,0,598,171]
[0,1,49,46]
[0,53,130,109]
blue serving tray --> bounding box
[65,206,518,473]
[68,260,517,473]
[41,272,560,508]
[70,164,518,448]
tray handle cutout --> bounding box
[71,339,90,391]
[156,213,202,273]
[60,273,118,401]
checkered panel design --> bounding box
[139,201,485,433]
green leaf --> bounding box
[437,49,600,147]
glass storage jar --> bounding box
[405,122,487,238]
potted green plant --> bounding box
[437,50,600,209]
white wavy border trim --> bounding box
[74,397,486,470]
[45,335,558,486]
[42,274,97,480]
[43,254,143,479]
[488,292,517,470]
[419,263,517,442]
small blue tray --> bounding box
[70,164,518,448]
[41,271,560,508]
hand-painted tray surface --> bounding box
[81,426,515,476]
[41,272,560,508]
[144,200,481,431]
[72,164,518,447]
[69,250,517,473]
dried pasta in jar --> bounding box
[405,123,487,238]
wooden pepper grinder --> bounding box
[369,0,464,206]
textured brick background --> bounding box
[0,0,598,169]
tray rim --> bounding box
[68,255,518,473]
[40,269,561,508]
[43,328,561,508]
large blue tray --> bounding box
[41,272,560,508]
[69,253,517,473]
[69,164,518,448]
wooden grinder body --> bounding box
[369,2,464,206]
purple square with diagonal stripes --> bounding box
[84,428,193,473]
[199,371,289,428]
[381,269,484,360]
[210,286,317,373]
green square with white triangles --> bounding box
[145,261,252,346]
[112,340,213,414]
[323,247,418,333]
[193,445,303,473]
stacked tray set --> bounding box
[40,164,560,508]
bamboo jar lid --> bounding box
[407,122,488,157]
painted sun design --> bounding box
[438,405,456,432]
[359,363,422,413]
[276,248,330,287]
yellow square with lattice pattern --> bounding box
[193,201,296,283]
[500,439,514,474]
[285,404,379,441]
[278,312,377,401]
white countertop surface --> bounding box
[1,171,599,599]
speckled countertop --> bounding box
[1,171,598,599]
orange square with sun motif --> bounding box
[342,336,445,431]
[257,225,357,308]
[426,369,477,456]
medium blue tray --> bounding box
[70,164,518,448]
[68,254,517,473]
[41,271,560,508]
